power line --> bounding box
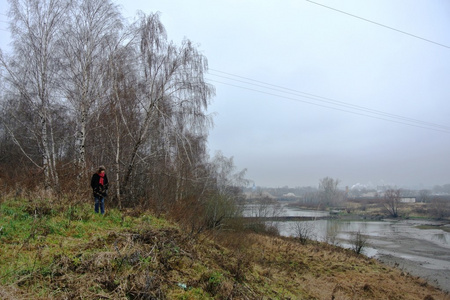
[207,78,450,134]
[207,69,450,134]
[209,69,450,131]
[208,69,450,131]
[306,0,450,50]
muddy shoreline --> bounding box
[275,205,450,293]
[331,214,450,292]
[377,254,450,293]
[367,220,450,293]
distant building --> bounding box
[283,193,296,198]
[400,197,416,203]
[362,192,377,198]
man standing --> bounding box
[91,165,108,214]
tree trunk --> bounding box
[75,107,87,179]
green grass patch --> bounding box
[0,198,173,288]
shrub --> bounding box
[291,221,316,245]
[350,231,367,255]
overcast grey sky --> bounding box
[1,0,449,189]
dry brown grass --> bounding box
[1,198,448,299]
[213,232,449,299]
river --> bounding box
[244,203,450,292]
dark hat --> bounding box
[98,165,106,172]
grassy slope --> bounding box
[0,198,448,300]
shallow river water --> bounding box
[245,204,450,292]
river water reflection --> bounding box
[272,206,450,252]
[245,203,450,291]
[244,203,450,291]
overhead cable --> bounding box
[206,69,450,134]
[306,0,450,50]
[208,69,450,131]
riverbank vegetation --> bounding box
[1,196,448,299]
[335,198,450,221]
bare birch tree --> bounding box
[120,12,214,199]
[101,41,137,208]
[1,0,71,190]
[59,0,123,179]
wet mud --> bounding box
[370,220,450,293]
[270,205,450,293]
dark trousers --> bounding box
[94,196,105,214]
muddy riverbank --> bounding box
[246,203,450,292]
[276,215,450,293]
[371,221,450,293]
[378,254,450,293]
